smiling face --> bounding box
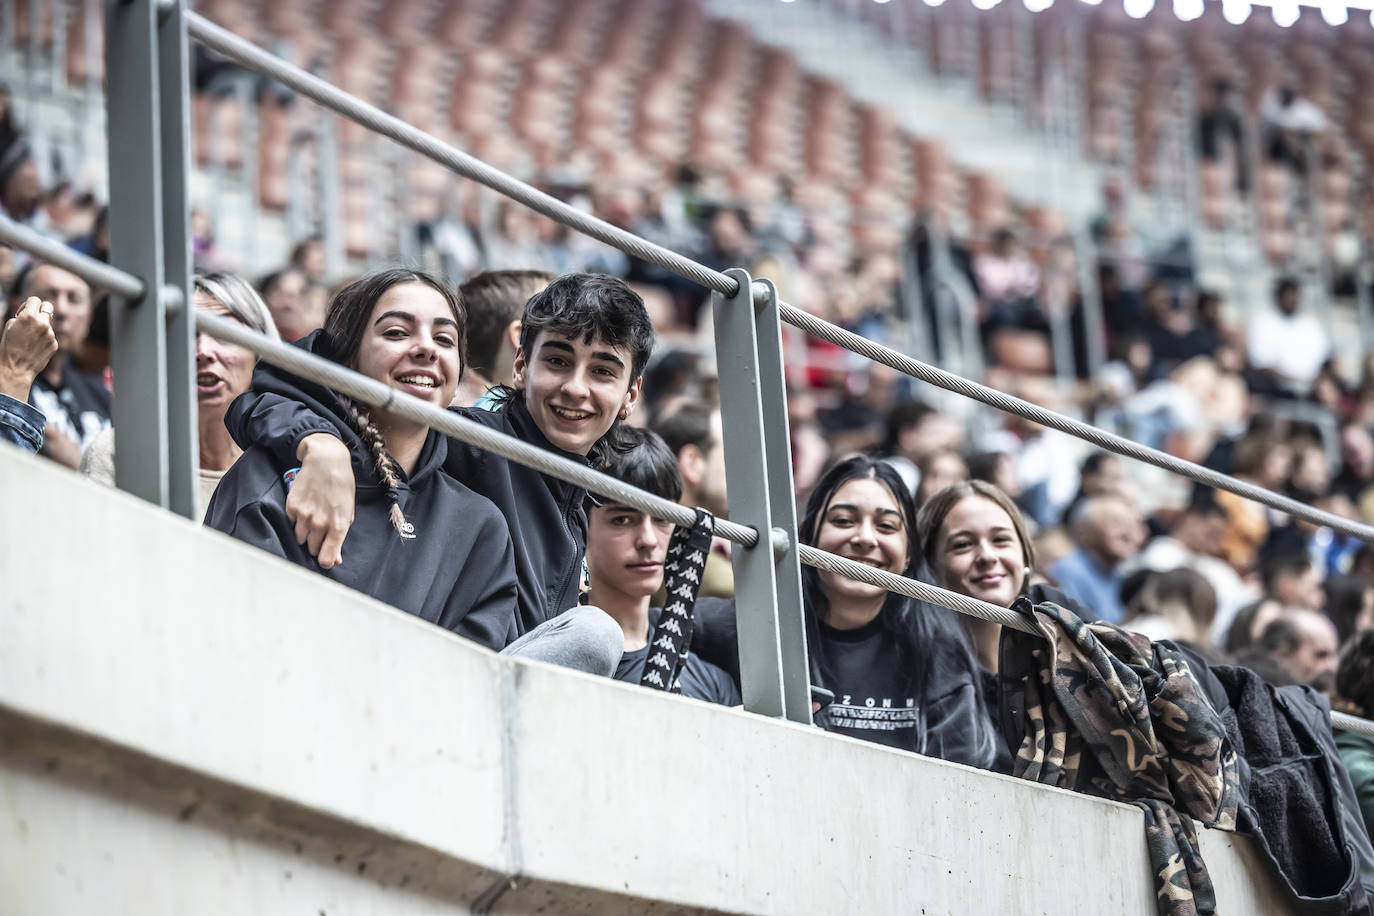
[352,282,462,410]
[934,496,1027,609]
[586,503,675,603]
[193,292,256,415]
[814,476,910,608]
[512,330,641,456]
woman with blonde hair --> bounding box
[81,270,279,519]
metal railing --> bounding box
[7,0,1374,739]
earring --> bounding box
[618,407,630,421]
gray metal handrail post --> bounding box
[713,268,809,723]
[104,0,197,517]
[750,276,812,725]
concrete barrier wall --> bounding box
[0,445,1290,914]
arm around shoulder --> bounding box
[225,391,342,469]
[203,453,314,568]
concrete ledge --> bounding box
[0,445,1290,913]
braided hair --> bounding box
[320,268,466,536]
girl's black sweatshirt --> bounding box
[223,331,591,644]
[206,334,518,649]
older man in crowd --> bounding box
[1258,609,1340,685]
[1050,492,1146,624]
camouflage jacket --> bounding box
[998,597,1241,916]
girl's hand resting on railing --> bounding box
[289,433,356,568]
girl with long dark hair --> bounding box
[205,268,517,649]
[801,455,999,769]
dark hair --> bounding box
[258,266,305,298]
[652,403,717,461]
[1260,552,1312,597]
[881,400,936,455]
[1232,646,1298,687]
[1224,599,1276,653]
[965,450,1007,484]
[1354,543,1374,576]
[1146,567,1218,631]
[1274,276,1300,300]
[517,273,655,382]
[1325,574,1371,645]
[799,457,982,731]
[320,268,465,536]
[990,227,1016,250]
[289,235,323,268]
[460,269,555,381]
[1337,630,1374,715]
[597,425,683,503]
[1080,451,1116,479]
[1257,615,1303,656]
[1183,489,1226,520]
[1232,432,1281,478]
[1120,568,1158,616]
[9,259,90,304]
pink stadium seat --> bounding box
[258,101,292,211]
[64,7,103,86]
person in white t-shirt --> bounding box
[1247,277,1330,395]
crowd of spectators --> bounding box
[11,74,1374,882]
[6,91,1374,692]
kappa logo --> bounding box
[661,617,683,636]
[687,549,705,565]
[654,634,676,650]
[644,670,665,687]
[667,601,687,615]
[648,652,671,668]
[671,583,694,599]
[683,568,700,584]
[399,520,417,539]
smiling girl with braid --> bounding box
[204,269,518,649]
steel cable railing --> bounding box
[182,10,1374,546]
[11,16,1374,736]
[6,216,1372,740]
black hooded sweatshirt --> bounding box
[205,333,518,650]
[224,332,592,643]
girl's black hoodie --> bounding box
[205,333,518,650]
[223,331,592,644]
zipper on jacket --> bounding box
[554,482,583,614]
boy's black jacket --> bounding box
[224,331,591,643]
